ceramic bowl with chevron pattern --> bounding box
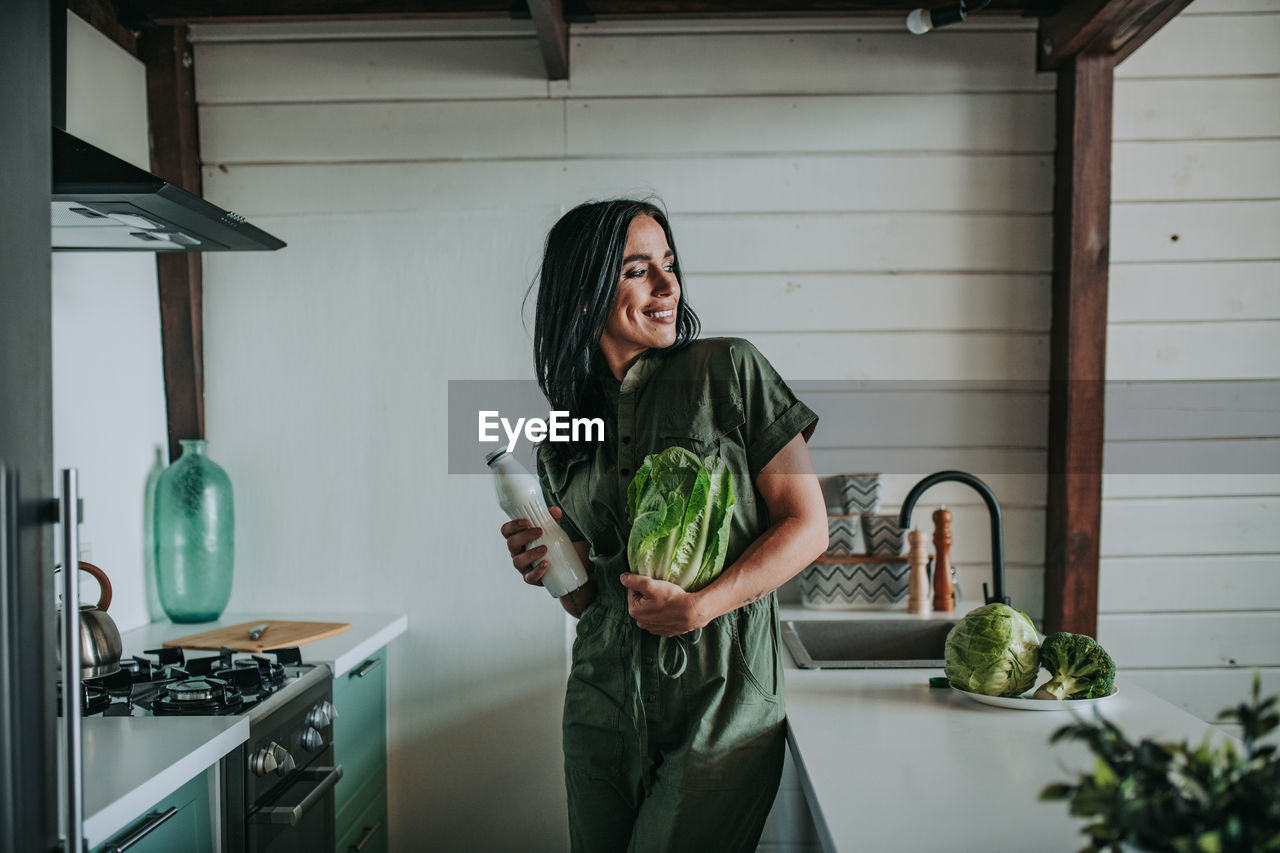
[799,557,910,610]
[861,514,904,556]
[825,515,864,557]
[831,473,881,514]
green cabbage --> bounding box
[625,446,735,592]
[944,603,1041,697]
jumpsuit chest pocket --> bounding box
[658,397,745,460]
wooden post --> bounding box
[138,25,205,465]
[1043,53,1114,637]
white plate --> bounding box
[953,684,1119,711]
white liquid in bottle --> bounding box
[486,449,589,598]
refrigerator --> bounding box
[2,0,60,850]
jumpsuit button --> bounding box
[643,655,654,666]
[621,435,631,444]
[621,467,631,476]
[645,693,657,703]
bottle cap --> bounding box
[483,449,507,466]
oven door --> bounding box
[247,750,343,853]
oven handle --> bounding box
[257,765,344,826]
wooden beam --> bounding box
[117,0,1027,25]
[138,25,206,465]
[1038,0,1193,71]
[66,0,138,56]
[528,0,568,80]
[1043,52,1113,637]
[117,0,511,25]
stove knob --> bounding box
[305,704,330,728]
[250,741,292,777]
[322,700,338,722]
[277,746,296,775]
[300,726,325,752]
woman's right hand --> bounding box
[500,505,566,587]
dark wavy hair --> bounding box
[529,199,700,457]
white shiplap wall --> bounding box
[188,16,1051,850]
[1100,0,1280,725]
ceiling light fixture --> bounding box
[906,0,993,34]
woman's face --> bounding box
[599,215,680,372]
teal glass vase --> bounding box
[154,439,234,623]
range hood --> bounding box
[51,127,285,252]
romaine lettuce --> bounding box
[626,446,736,592]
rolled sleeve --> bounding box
[728,340,819,478]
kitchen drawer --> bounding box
[336,760,385,840]
[333,646,388,816]
[335,784,387,853]
[92,769,212,853]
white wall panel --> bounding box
[1105,321,1280,379]
[568,30,1053,96]
[1114,78,1280,141]
[695,273,1050,332]
[809,447,1047,479]
[1109,261,1280,323]
[1100,554,1280,612]
[799,388,1046,447]
[737,331,1047,381]
[1102,474,1280,499]
[676,213,1051,274]
[196,156,1050,216]
[1110,201,1280,263]
[199,100,566,163]
[1098,612,1280,667]
[193,37,550,103]
[1100,496,1280,556]
[196,143,1052,213]
[1113,140,1280,201]
[1117,12,1280,77]
[567,94,1056,155]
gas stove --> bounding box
[64,645,319,719]
[68,644,340,852]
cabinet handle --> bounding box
[104,806,179,852]
[349,819,383,851]
[351,657,383,679]
[258,765,343,826]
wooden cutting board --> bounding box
[163,620,351,652]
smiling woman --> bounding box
[498,198,829,852]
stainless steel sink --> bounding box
[781,619,957,669]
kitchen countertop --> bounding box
[780,605,1231,853]
[81,715,247,848]
[82,611,407,846]
[119,611,408,677]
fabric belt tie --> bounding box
[657,627,703,679]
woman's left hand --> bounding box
[618,573,710,637]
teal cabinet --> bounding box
[333,647,388,851]
[92,770,212,853]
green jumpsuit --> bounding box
[537,337,818,853]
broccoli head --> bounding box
[1032,632,1115,700]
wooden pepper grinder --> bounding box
[906,529,931,614]
[932,507,955,612]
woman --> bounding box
[501,199,827,852]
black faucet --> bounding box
[897,470,1009,606]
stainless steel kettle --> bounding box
[57,562,123,680]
